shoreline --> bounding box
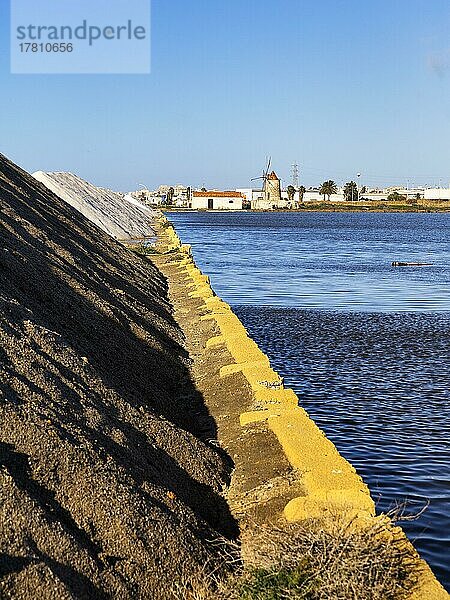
[164,205,450,214]
[150,214,449,599]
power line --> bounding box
[291,163,299,188]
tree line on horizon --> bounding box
[287,181,416,203]
[286,180,361,203]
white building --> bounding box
[360,191,389,202]
[235,188,270,208]
[302,190,341,202]
[191,190,244,210]
[235,188,255,205]
[423,188,450,201]
[236,186,290,210]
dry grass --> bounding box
[173,514,423,600]
[236,517,422,600]
[417,199,450,210]
[291,199,450,212]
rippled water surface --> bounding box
[170,211,450,311]
[169,211,450,589]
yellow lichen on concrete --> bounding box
[205,335,226,348]
[161,223,182,252]
[188,286,214,299]
[240,405,300,426]
[219,360,271,378]
[267,407,375,520]
[200,313,219,322]
[284,492,375,522]
[194,275,211,285]
[185,264,202,274]
[241,367,283,391]
[253,386,299,407]
[199,299,232,314]
[222,335,268,364]
[203,296,230,307]
[171,239,378,526]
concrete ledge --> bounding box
[205,335,226,349]
[254,386,299,407]
[267,407,375,520]
[188,286,214,299]
[284,491,375,522]
[219,360,271,378]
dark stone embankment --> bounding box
[0,153,237,599]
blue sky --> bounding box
[1,0,450,190]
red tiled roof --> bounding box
[193,191,245,198]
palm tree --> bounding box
[319,180,337,202]
[344,181,358,202]
[298,185,306,203]
[166,187,175,204]
[287,185,296,204]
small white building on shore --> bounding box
[301,190,345,202]
[191,190,244,210]
[423,188,450,201]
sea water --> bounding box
[169,211,450,590]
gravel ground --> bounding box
[0,153,236,599]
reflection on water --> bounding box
[169,211,450,590]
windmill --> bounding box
[251,157,282,209]
[251,157,272,208]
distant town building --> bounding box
[361,188,425,201]
[423,188,450,201]
[235,188,256,205]
[302,189,344,202]
[156,184,170,196]
[130,184,190,207]
[132,177,449,211]
[191,190,244,210]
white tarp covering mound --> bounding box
[33,171,156,241]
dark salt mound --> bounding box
[0,153,235,599]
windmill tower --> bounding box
[265,171,282,207]
[252,158,282,209]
